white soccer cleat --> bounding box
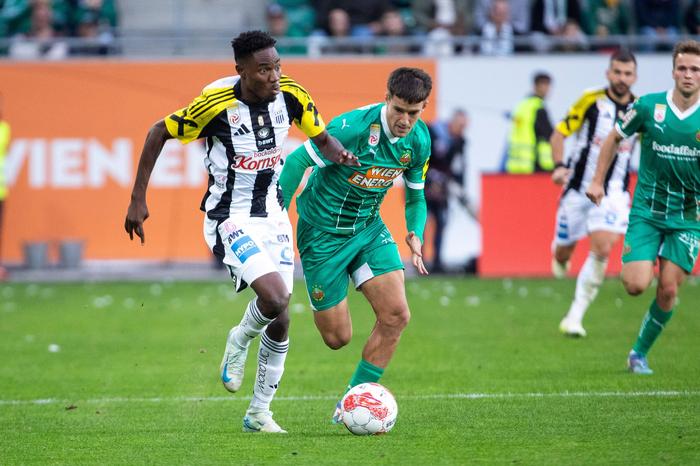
[559,318,587,337]
[242,410,288,433]
[551,258,571,279]
[220,326,249,393]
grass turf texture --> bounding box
[1,278,699,465]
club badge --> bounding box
[368,124,380,147]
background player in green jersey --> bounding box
[279,67,432,422]
[587,40,700,374]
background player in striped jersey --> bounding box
[588,40,700,374]
[550,49,638,337]
[279,67,432,423]
[124,31,357,433]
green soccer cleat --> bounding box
[627,350,653,375]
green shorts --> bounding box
[297,217,404,311]
[622,215,700,273]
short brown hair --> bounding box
[387,67,432,104]
[672,40,700,67]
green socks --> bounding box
[632,299,674,356]
[346,359,384,393]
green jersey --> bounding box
[296,103,432,235]
[617,91,700,230]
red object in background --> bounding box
[480,173,698,277]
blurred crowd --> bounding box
[0,0,118,58]
[266,0,700,55]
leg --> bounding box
[621,261,655,296]
[560,231,619,337]
[313,299,353,350]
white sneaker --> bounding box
[552,258,571,279]
[559,318,587,337]
[220,326,248,393]
[242,410,288,433]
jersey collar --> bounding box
[380,104,400,144]
[666,89,700,120]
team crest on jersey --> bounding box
[622,243,632,256]
[311,284,325,301]
[229,104,241,125]
[257,127,271,139]
[696,130,700,142]
[654,104,667,123]
[399,150,411,165]
[368,124,381,147]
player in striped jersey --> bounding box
[124,31,357,433]
[549,49,638,337]
[279,67,432,423]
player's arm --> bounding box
[586,130,622,206]
[125,120,173,244]
[279,143,316,209]
[310,130,359,166]
[550,129,571,185]
[551,92,592,184]
[405,186,429,275]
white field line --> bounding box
[0,390,698,406]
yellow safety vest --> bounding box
[0,120,10,200]
[506,96,553,174]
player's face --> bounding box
[673,53,700,99]
[385,95,427,138]
[237,47,281,103]
[606,60,636,99]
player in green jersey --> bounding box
[279,67,432,422]
[587,40,700,374]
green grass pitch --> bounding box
[1,277,699,465]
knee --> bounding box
[322,329,352,350]
[622,278,647,296]
[257,292,290,318]
[657,280,679,305]
[269,311,290,331]
[379,307,411,332]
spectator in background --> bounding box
[376,7,413,54]
[582,0,632,50]
[313,0,389,37]
[266,3,307,55]
[479,0,514,55]
[474,0,530,35]
[530,0,587,52]
[413,0,471,55]
[69,0,118,55]
[0,93,10,281]
[505,72,554,174]
[425,109,475,273]
[635,0,680,51]
[9,0,68,59]
[310,7,364,54]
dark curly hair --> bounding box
[231,30,277,63]
[387,67,432,104]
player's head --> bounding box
[606,49,637,100]
[385,67,432,138]
[533,72,551,98]
[231,30,281,103]
[672,40,700,99]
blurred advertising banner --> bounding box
[481,174,700,277]
[1,60,435,264]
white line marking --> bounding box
[0,391,698,406]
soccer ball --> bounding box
[341,382,398,435]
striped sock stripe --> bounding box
[248,299,272,326]
[261,332,289,354]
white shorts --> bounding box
[552,189,630,247]
[204,213,294,294]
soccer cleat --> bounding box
[242,410,287,433]
[220,326,249,393]
[559,318,587,337]
[627,350,653,375]
[551,258,571,279]
[331,400,342,424]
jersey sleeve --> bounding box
[280,76,326,138]
[556,91,597,136]
[164,86,234,144]
[301,110,364,167]
[616,96,647,138]
[403,126,432,190]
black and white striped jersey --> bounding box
[556,87,637,194]
[164,75,325,219]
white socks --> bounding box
[565,252,608,324]
[233,299,273,348]
[249,332,289,412]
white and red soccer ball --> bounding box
[340,382,398,435]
